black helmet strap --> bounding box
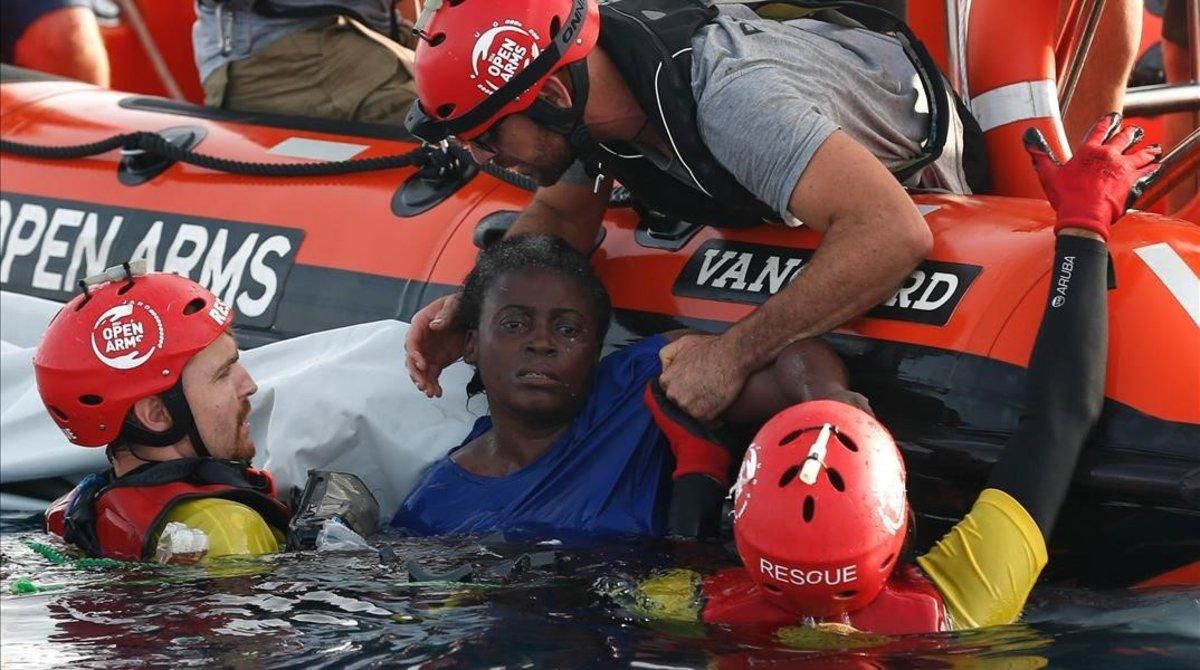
[116,378,212,460]
[526,60,596,159]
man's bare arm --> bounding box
[723,131,931,373]
[658,331,871,423]
[508,179,612,253]
[723,338,870,423]
[657,131,931,421]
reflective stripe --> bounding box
[969,80,1058,132]
[1135,242,1200,329]
[654,48,714,198]
[268,138,369,162]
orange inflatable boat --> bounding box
[2,0,1198,588]
[1,65,1196,587]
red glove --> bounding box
[1024,113,1163,241]
[644,379,732,486]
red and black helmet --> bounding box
[404,0,600,143]
[33,264,233,447]
[731,401,909,618]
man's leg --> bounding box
[1059,0,1141,148]
[318,21,415,124]
[1163,0,1197,213]
[204,19,415,123]
[202,20,336,117]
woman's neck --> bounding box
[454,412,572,477]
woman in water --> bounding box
[392,234,867,538]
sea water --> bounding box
[2,512,1198,669]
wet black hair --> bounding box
[455,235,612,395]
[456,234,612,339]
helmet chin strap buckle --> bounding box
[799,423,834,485]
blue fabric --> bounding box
[393,335,673,539]
[1,0,89,64]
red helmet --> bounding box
[33,265,234,447]
[404,0,600,143]
[731,401,908,618]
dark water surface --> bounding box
[3,513,1198,669]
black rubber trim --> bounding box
[118,126,208,186]
[0,64,72,84]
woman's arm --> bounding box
[658,329,868,424]
[649,334,866,538]
[723,338,870,424]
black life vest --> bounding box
[581,0,963,228]
[45,459,291,562]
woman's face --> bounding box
[465,267,602,424]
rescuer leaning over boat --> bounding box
[617,114,1163,634]
[35,269,291,563]
[404,0,987,425]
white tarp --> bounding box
[0,290,480,515]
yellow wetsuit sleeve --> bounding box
[916,488,1048,630]
[159,498,283,559]
[620,568,704,622]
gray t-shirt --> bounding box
[193,1,393,84]
[690,5,970,221]
[573,4,970,221]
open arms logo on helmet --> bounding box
[35,267,236,448]
[90,301,165,370]
[406,0,598,143]
[732,401,910,617]
[471,22,542,97]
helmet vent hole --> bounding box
[802,495,815,522]
[446,0,464,6]
[779,464,800,487]
[835,431,859,452]
[779,429,806,446]
[763,583,783,595]
[79,394,103,406]
[117,282,135,295]
[549,16,562,38]
[435,102,455,118]
[429,32,446,47]
[880,553,896,570]
[827,468,845,492]
[49,406,69,421]
[834,590,858,600]
[182,298,206,315]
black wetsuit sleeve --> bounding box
[985,235,1109,542]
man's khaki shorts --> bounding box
[203,18,416,124]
